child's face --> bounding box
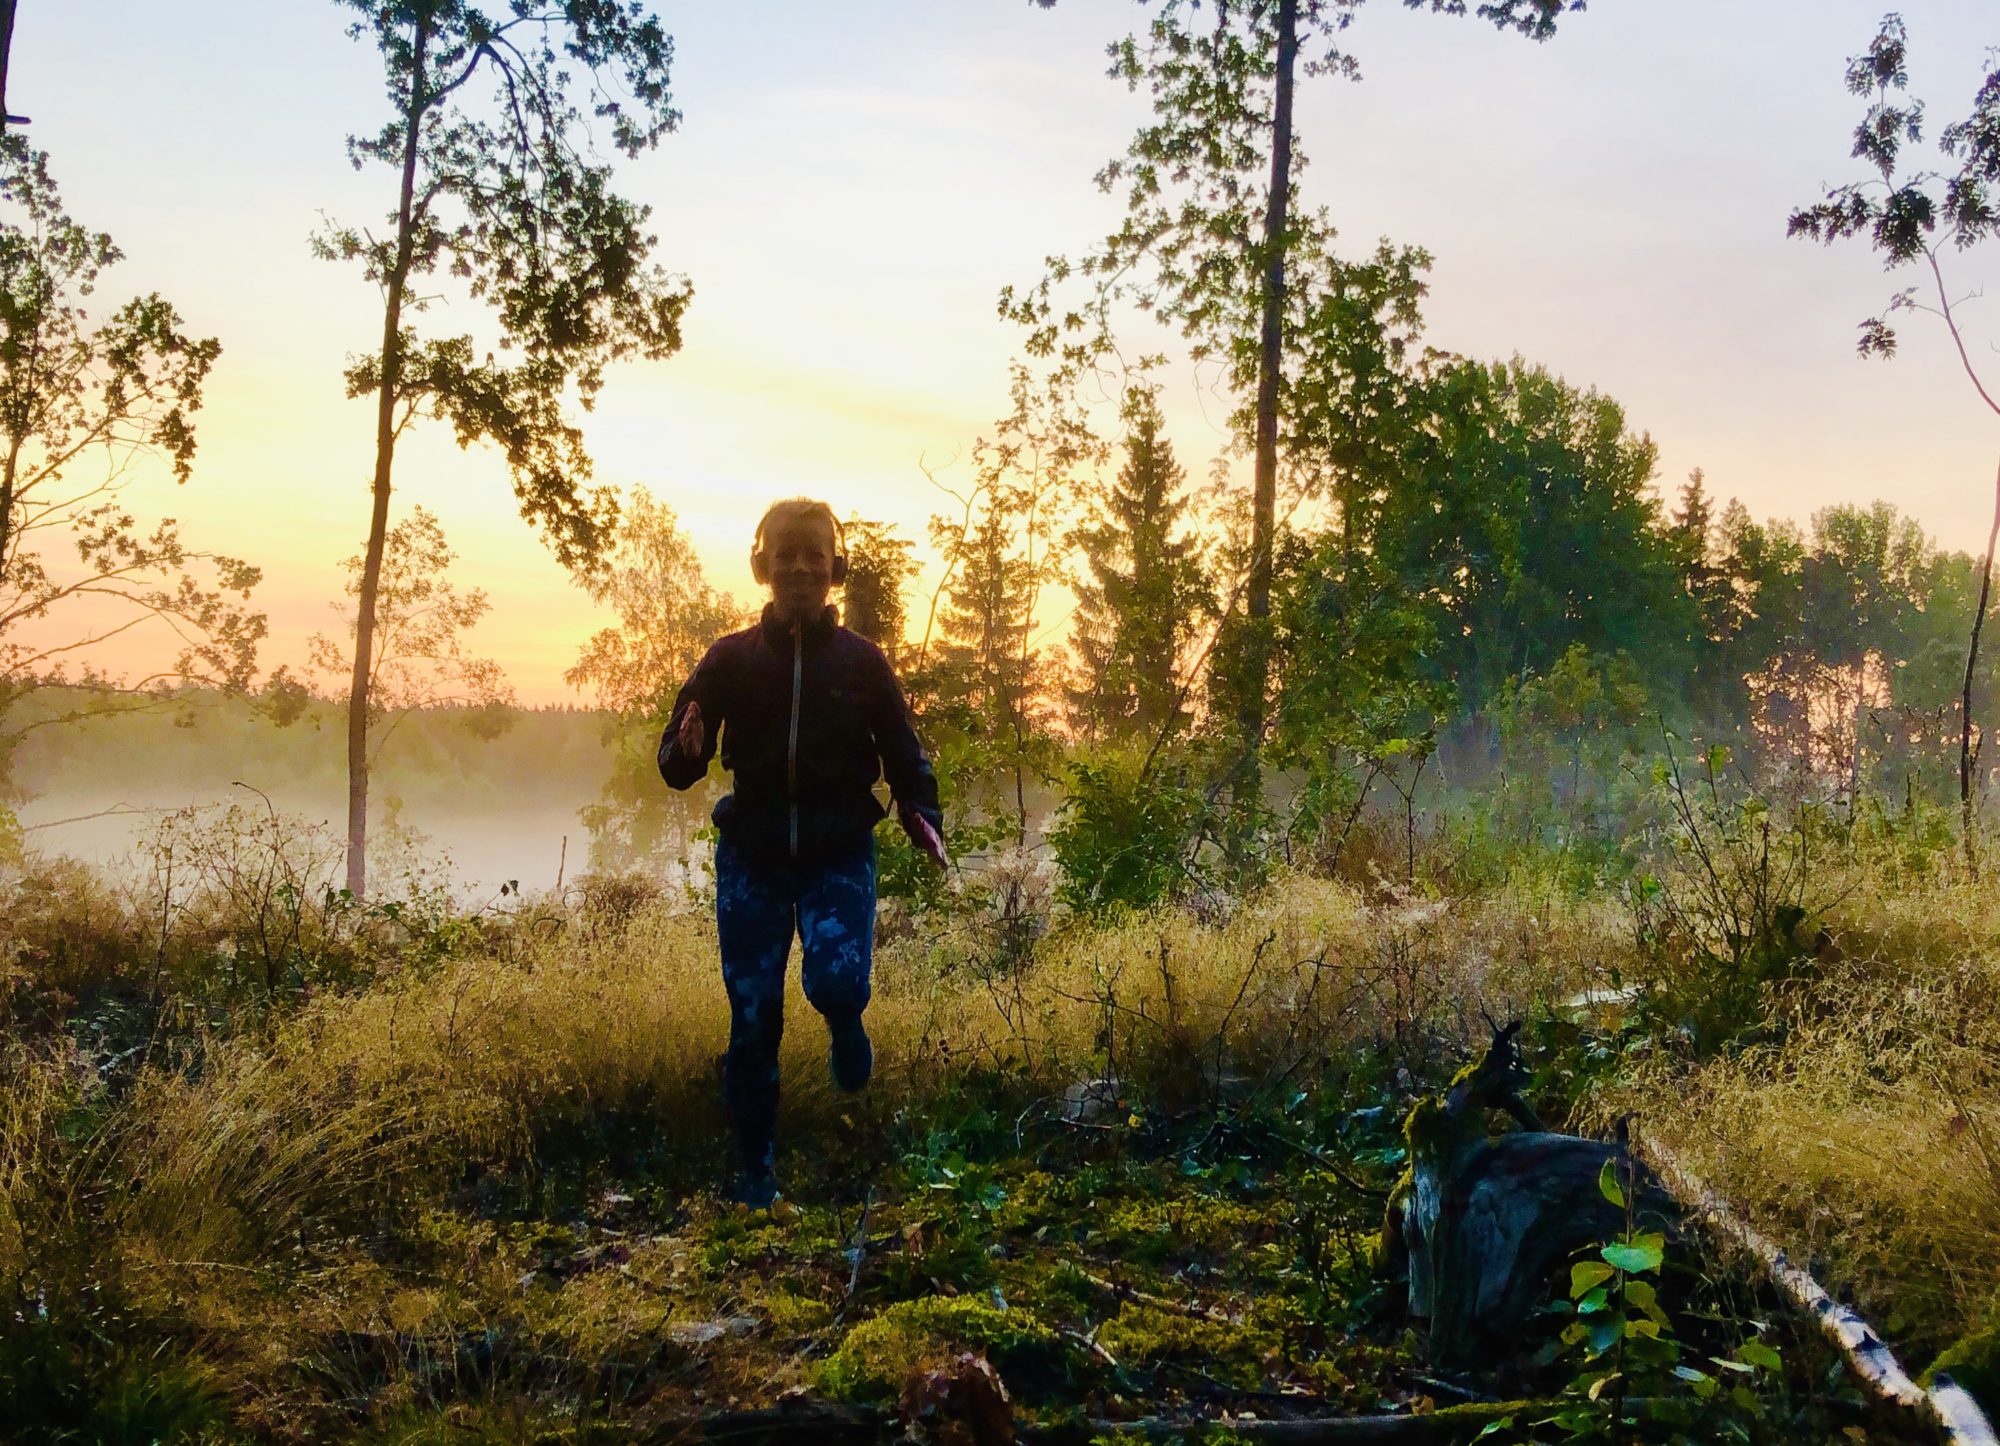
[763,514,836,621]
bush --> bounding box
[1048,752,1210,917]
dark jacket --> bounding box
[659,604,943,865]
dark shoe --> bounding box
[729,1170,782,1212]
[828,1011,873,1093]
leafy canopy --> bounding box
[317,0,693,571]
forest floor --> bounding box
[4,828,1998,1442]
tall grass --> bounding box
[1613,847,2000,1357]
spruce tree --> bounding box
[1068,389,1210,742]
[841,516,918,661]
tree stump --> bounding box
[1381,1023,1677,1366]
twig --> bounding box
[834,1187,875,1324]
[1073,1266,1238,1325]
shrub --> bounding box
[1048,752,1210,918]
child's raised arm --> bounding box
[658,645,724,790]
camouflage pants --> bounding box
[714,834,877,1177]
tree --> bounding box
[1373,357,1692,714]
[0,138,262,780]
[1789,12,2000,861]
[309,505,514,778]
[922,367,1092,844]
[1012,0,1584,830]
[565,486,738,868]
[1,1,22,129]
[567,486,734,716]
[841,515,918,660]
[1067,386,1211,741]
[320,0,691,896]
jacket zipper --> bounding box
[787,628,803,859]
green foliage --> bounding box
[842,515,920,662]
[1066,386,1213,743]
[0,135,261,762]
[1925,1326,2000,1422]
[1048,750,1210,917]
[564,488,741,870]
[310,505,515,756]
[319,1,690,569]
[1502,1160,1781,1443]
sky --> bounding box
[18,0,2000,705]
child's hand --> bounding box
[676,701,705,757]
[898,800,949,870]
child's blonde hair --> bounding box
[750,498,847,584]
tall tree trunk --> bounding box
[1232,0,1297,841]
[1961,454,2000,876]
[0,0,18,130]
[346,17,430,899]
[0,435,23,588]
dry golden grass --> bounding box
[81,869,1629,1274]
[0,862,1646,1432]
[1609,854,2000,1353]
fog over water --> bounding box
[9,698,634,899]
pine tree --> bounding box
[841,516,918,661]
[934,497,1035,737]
[1068,390,1211,742]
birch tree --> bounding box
[0,138,260,776]
[1789,13,2000,866]
[320,0,691,895]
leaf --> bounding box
[1737,1340,1783,1373]
[1571,1261,1616,1297]
[1598,1157,1626,1208]
[1588,1370,1623,1401]
[1472,1418,1516,1441]
[1601,1238,1664,1274]
[1576,1287,1612,1316]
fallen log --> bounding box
[1648,1142,1999,1446]
[672,1398,1599,1445]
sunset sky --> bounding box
[20,0,2000,705]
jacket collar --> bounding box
[758,602,839,649]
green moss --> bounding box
[757,1286,835,1335]
[1094,1303,1278,1390]
[1925,1327,2000,1421]
[1100,1193,1273,1266]
[815,1296,1060,1403]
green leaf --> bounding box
[1601,1238,1664,1274]
[1571,1261,1616,1297]
[1598,1158,1626,1209]
[1737,1340,1783,1373]
[1576,1287,1612,1315]
[1472,1418,1516,1441]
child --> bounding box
[659,498,947,1209]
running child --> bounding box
[659,498,947,1209]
